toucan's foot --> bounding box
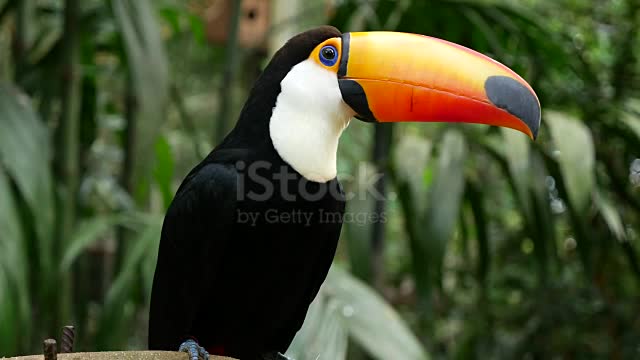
[261,352,291,360]
[179,339,209,360]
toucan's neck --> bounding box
[268,60,352,183]
[217,55,353,183]
[269,97,349,183]
[220,30,342,150]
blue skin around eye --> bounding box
[319,45,338,67]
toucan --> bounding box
[148,26,540,360]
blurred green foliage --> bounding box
[0,0,639,359]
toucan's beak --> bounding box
[337,32,541,139]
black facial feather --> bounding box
[218,26,342,148]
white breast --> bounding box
[269,59,354,183]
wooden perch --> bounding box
[4,351,236,360]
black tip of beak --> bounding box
[485,76,541,139]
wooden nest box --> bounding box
[203,0,271,50]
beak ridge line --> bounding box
[338,33,350,77]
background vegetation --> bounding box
[0,0,639,358]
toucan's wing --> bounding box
[148,162,237,350]
[277,185,345,350]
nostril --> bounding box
[485,75,541,139]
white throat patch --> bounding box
[269,59,354,183]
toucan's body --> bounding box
[149,146,344,358]
[149,26,540,360]
[149,28,349,359]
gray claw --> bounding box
[179,339,209,360]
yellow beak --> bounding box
[337,32,541,139]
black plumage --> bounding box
[149,26,345,359]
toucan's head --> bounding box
[248,26,540,182]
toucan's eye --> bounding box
[319,45,338,66]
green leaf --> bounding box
[188,14,206,45]
[394,135,432,214]
[0,167,30,354]
[594,191,626,241]
[461,6,506,59]
[0,83,54,273]
[419,130,467,289]
[0,270,18,354]
[326,266,429,360]
[0,167,26,293]
[501,127,531,212]
[467,181,490,284]
[105,220,161,306]
[290,265,429,360]
[60,213,145,272]
[621,109,640,141]
[112,0,170,199]
[153,135,175,209]
[96,218,162,347]
[528,153,555,283]
[545,110,595,213]
[159,7,181,34]
[392,130,466,314]
[287,292,348,360]
[344,162,375,282]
